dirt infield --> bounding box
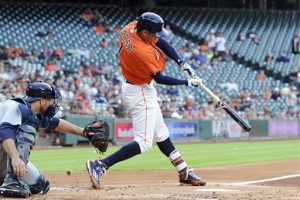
[2,159,300,200]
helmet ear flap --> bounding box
[136,18,147,32]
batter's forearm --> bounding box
[152,71,188,86]
[2,139,20,160]
[55,119,84,136]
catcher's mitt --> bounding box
[83,120,109,153]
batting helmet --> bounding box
[25,82,62,118]
[136,12,168,37]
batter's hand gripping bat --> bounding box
[199,83,252,132]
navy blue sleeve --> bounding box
[38,115,60,130]
[49,117,60,129]
[156,38,184,66]
[152,71,188,86]
[0,123,18,142]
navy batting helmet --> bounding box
[25,82,62,118]
[136,12,168,37]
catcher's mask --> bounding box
[25,82,62,118]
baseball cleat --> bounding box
[0,184,31,198]
[179,168,206,186]
[0,174,31,198]
[86,160,107,189]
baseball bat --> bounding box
[199,83,252,132]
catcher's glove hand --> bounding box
[83,120,109,153]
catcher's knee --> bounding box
[28,174,51,195]
[22,162,50,195]
[137,140,153,153]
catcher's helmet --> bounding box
[136,12,168,37]
[25,82,62,118]
[26,82,60,100]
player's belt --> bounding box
[126,80,134,85]
[126,80,151,85]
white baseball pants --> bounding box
[121,81,170,153]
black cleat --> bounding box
[0,184,31,198]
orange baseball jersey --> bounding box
[118,21,166,84]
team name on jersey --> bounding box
[120,29,133,53]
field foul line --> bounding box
[227,174,300,186]
[51,183,180,190]
[50,174,300,191]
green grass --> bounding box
[30,139,300,172]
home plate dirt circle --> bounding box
[39,159,299,200]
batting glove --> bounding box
[180,62,198,79]
[187,77,203,88]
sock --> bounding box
[157,138,188,174]
[169,150,188,173]
[101,141,141,169]
[156,137,176,157]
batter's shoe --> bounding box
[179,168,206,186]
[0,174,31,198]
[86,160,107,189]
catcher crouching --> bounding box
[0,82,109,198]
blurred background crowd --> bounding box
[0,4,299,120]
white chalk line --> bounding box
[51,174,300,192]
[195,188,237,192]
[227,174,300,186]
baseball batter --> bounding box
[0,82,92,198]
[87,12,206,188]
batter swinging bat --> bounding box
[199,83,252,132]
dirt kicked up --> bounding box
[1,159,299,200]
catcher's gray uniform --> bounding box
[0,98,57,197]
[0,99,24,184]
